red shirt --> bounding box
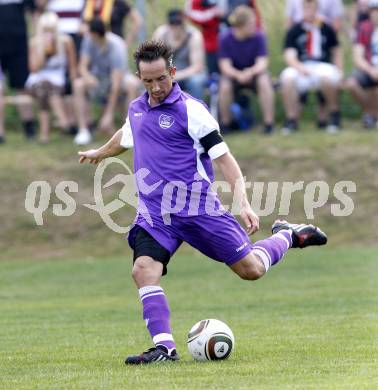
[186,0,220,53]
[357,20,375,63]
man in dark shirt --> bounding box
[0,0,36,141]
[279,0,343,134]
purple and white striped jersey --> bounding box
[120,82,229,218]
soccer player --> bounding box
[78,40,327,365]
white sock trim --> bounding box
[274,232,292,250]
[252,248,271,272]
[153,333,174,344]
[139,285,163,299]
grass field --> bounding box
[0,247,377,389]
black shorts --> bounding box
[351,69,378,89]
[233,74,259,95]
[0,39,29,89]
[133,227,171,276]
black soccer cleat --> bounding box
[125,345,180,365]
[272,220,327,249]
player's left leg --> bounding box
[230,219,327,280]
[229,226,293,280]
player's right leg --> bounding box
[125,227,181,365]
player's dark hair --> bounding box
[134,40,174,72]
[89,18,107,37]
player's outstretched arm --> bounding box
[214,152,259,235]
[78,129,126,164]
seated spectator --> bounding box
[225,0,263,28]
[0,0,36,140]
[218,5,275,134]
[26,12,77,143]
[36,0,85,53]
[82,0,143,46]
[153,9,207,100]
[346,0,378,128]
[185,0,225,74]
[351,0,371,33]
[280,0,343,134]
[285,0,344,32]
[73,18,140,145]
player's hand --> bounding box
[240,205,259,235]
[369,68,378,81]
[299,66,311,76]
[85,74,99,89]
[78,149,103,164]
[236,71,252,85]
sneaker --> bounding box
[263,124,274,135]
[326,124,339,134]
[272,220,327,248]
[317,119,328,129]
[0,135,5,144]
[125,345,180,365]
[281,119,298,135]
[74,128,92,145]
[362,114,376,129]
[326,111,341,134]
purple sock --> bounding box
[251,230,293,272]
[139,286,176,353]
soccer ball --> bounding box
[187,319,235,361]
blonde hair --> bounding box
[35,12,64,56]
[228,5,255,28]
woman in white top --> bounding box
[26,12,76,143]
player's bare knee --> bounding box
[231,256,265,281]
[132,256,162,286]
[239,264,264,281]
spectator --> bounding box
[0,0,36,139]
[280,0,343,134]
[153,9,207,100]
[82,0,143,46]
[285,0,344,32]
[185,0,225,74]
[0,67,4,143]
[218,5,275,134]
[36,0,85,51]
[346,0,378,128]
[26,12,77,143]
[73,18,140,145]
[351,0,371,30]
[225,0,263,28]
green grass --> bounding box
[0,247,377,389]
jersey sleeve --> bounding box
[186,98,229,160]
[120,116,134,148]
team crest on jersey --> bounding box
[159,114,175,129]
